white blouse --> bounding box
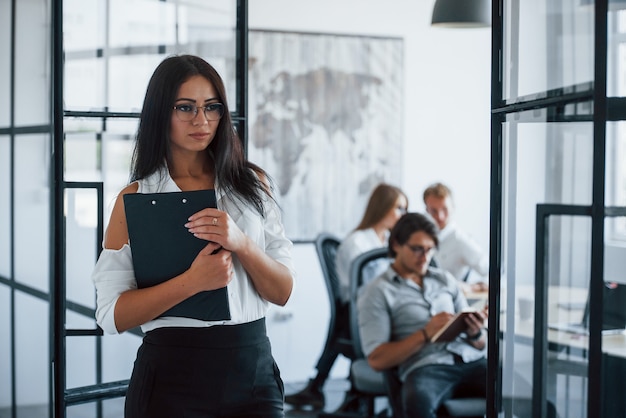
[335,228,389,302]
[92,168,295,334]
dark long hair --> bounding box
[131,54,269,215]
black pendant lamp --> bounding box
[431,0,491,28]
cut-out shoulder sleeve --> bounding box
[104,182,138,250]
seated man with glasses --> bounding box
[357,212,487,418]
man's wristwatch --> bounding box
[467,329,483,341]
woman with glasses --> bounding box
[285,182,407,412]
[92,55,295,417]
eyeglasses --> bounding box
[173,103,225,122]
[396,206,408,215]
[405,244,436,257]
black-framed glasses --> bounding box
[173,103,225,122]
[405,244,436,257]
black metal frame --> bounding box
[532,204,592,418]
[531,204,626,417]
[7,1,16,417]
[488,1,617,417]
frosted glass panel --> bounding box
[15,292,49,406]
[63,0,238,111]
[0,0,11,127]
[65,188,99,310]
[14,0,51,127]
[503,0,593,101]
[0,136,10,278]
[0,287,11,407]
[14,134,50,292]
[66,312,97,389]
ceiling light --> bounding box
[431,0,491,28]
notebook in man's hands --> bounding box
[430,298,487,343]
[123,189,231,321]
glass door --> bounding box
[58,1,246,415]
[0,1,245,416]
[489,1,626,417]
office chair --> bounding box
[348,247,396,417]
[313,232,370,418]
[314,232,355,365]
[348,248,487,418]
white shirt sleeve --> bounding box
[91,245,137,334]
[91,194,296,334]
[261,194,296,279]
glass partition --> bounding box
[59,1,240,411]
[0,0,10,127]
[64,120,136,227]
[0,136,9,278]
[14,134,50,293]
[499,115,596,417]
[497,112,626,418]
[63,0,238,113]
[1,0,244,415]
[65,188,99,313]
[543,215,591,418]
[0,287,10,408]
[494,0,626,417]
[601,124,626,417]
[14,0,51,127]
[502,0,594,102]
[608,8,626,97]
[15,293,49,408]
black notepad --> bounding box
[123,189,231,321]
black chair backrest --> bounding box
[314,232,342,306]
[348,248,406,417]
[348,247,390,359]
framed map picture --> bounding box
[248,30,404,241]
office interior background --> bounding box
[1,0,625,417]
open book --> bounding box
[430,299,487,343]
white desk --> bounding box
[485,285,626,417]
[497,285,626,359]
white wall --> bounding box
[250,0,492,250]
[250,0,492,383]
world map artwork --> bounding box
[248,30,404,241]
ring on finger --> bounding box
[212,217,218,226]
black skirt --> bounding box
[125,318,284,418]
